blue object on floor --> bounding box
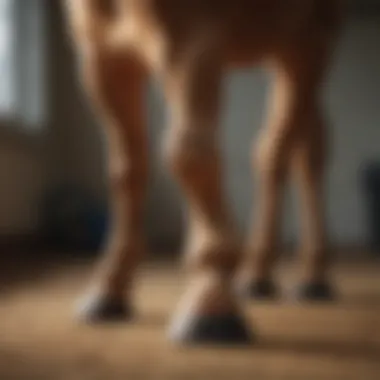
[42,185,109,251]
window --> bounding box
[0,0,45,130]
[0,0,15,115]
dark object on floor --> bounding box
[362,161,380,253]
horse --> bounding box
[63,0,342,344]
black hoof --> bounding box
[294,281,336,302]
[75,293,133,323]
[239,279,279,300]
[168,312,253,346]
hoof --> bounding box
[239,279,279,300]
[75,293,133,323]
[294,281,336,302]
[168,312,253,346]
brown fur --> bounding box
[63,0,343,340]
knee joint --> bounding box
[254,134,292,180]
[163,127,216,175]
[109,157,147,192]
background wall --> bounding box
[0,4,379,254]
[145,16,380,250]
[0,136,44,236]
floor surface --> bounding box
[0,255,379,379]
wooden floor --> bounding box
[0,256,380,380]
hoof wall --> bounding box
[75,294,132,323]
[169,313,253,346]
[295,281,336,302]
[242,279,279,300]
